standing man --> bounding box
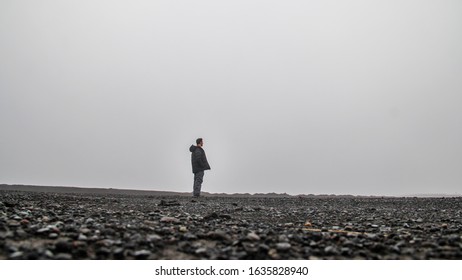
[189,138,211,197]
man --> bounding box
[189,138,211,197]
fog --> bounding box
[1,0,461,196]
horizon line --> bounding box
[1,183,461,198]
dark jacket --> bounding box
[189,145,211,174]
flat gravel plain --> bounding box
[1,189,461,259]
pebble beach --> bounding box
[1,186,461,260]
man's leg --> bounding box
[193,171,204,197]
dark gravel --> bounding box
[1,189,461,259]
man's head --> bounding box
[196,138,203,147]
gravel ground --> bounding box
[1,189,461,259]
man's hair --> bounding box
[196,138,203,145]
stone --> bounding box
[159,200,180,207]
[195,248,207,254]
[37,227,50,234]
[207,230,230,240]
[219,214,232,220]
[4,201,16,207]
[96,247,111,256]
[55,253,72,260]
[79,228,91,234]
[133,250,151,259]
[78,233,88,241]
[160,216,180,223]
[183,233,197,240]
[278,235,289,243]
[276,242,291,251]
[203,212,220,220]
[147,234,162,242]
[10,251,23,259]
[97,239,115,247]
[44,250,54,258]
[55,239,72,253]
[12,215,22,220]
[16,229,27,238]
[247,232,260,241]
[268,248,280,259]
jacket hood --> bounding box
[189,145,197,152]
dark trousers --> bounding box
[193,171,204,197]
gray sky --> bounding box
[1,0,461,196]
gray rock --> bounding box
[44,250,54,258]
[324,246,338,254]
[133,250,151,259]
[207,230,230,240]
[160,216,180,223]
[276,242,291,251]
[7,220,20,227]
[195,248,207,254]
[278,235,289,243]
[247,232,260,241]
[78,233,88,241]
[183,233,198,240]
[55,253,73,260]
[10,251,23,259]
[147,234,162,242]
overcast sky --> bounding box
[1,0,461,196]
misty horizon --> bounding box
[1,184,461,198]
